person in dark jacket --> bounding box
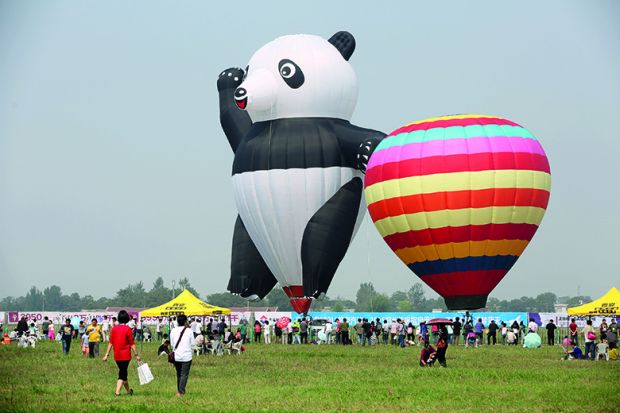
[487,320,498,345]
[436,326,449,367]
[452,317,462,346]
[17,317,29,335]
[546,320,557,346]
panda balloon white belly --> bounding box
[232,165,366,290]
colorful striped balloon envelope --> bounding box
[364,114,551,310]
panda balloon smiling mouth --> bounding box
[234,87,248,110]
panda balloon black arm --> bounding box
[333,121,386,173]
[217,67,252,153]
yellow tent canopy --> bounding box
[567,287,620,316]
[140,289,231,317]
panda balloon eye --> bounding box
[278,59,304,89]
[280,63,296,78]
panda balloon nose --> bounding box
[234,87,248,110]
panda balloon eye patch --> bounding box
[278,59,304,88]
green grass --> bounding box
[0,340,618,412]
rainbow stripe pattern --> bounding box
[364,114,551,309]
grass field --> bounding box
[1,340,618,412]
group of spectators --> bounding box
[563,317,618,360]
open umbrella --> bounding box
[425,318,453,326]
[275,317,290,329]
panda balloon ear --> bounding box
[328,31,356,61]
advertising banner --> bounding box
[531,312,618,328]
[254,311,292,324]
[307,311,528,327]
[6,311,136,325]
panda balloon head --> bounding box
[233,31,358,123]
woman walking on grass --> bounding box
[170,314,195,396]
[103,310,140,396]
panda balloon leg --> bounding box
[301,177,364,299]
[227,215,278,300]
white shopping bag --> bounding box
[137,361,154,385]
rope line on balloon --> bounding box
[366,210,371,311]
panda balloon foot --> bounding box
[217,67,245,91]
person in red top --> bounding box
[103,310,141,396]
[569,318,579,346]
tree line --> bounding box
[0,277,592,313]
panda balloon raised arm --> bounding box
[217,31,385,314]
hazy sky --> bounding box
[1,1,619,302]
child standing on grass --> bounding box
[48,323,55,341]
[81,332,89,356]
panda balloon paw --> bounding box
[217,67,245,91]
[356,138,381,173]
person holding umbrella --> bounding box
[426,319,452,367]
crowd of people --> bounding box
[562,318,618,361]
[2,311,618,391]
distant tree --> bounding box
[534,292,557,312]
[566,296,591,308]
[390,290,408,303]
[63,292,83,311]
[408,283,427,309]
[206,292,250,308]
[264,288,292,311]
[92,296,110,309]
[355,282,377,311]
[372,293,393,312]
[422,297,447,312]
[146,277,172,307]
[24,287,44,310]
[43,285,63,310]
[0,282,601,313]
[113,282,147,307]
[178,277,200,298]
[80,295,95,310]
[398,299,413,312]
[485,297,502,311]
[0,296,21,311]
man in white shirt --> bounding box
[190,318,199,338]
[101,316,110,342]
[528,319,538,333]
[324,321,333,344]
[156,318,162,341]
[127,316,136,339]
[170,314,196,396]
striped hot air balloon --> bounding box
[364,114,551,310]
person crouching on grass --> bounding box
[103,310,141,397]
[420,341,436,367]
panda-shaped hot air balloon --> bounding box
[217,31,385,314]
